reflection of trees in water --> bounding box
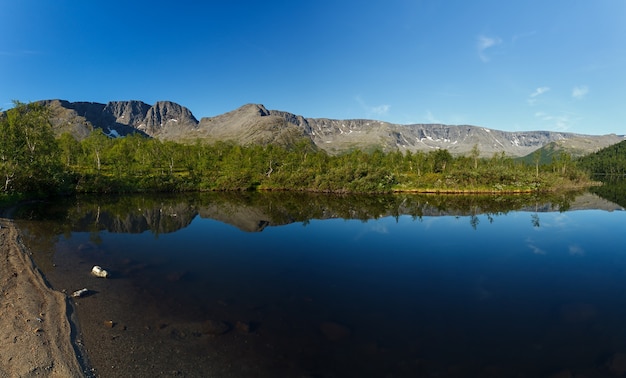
[9,189,591,264]
[590,176,626,208]
[531,213,540,228]
[11,191,583,236]
[470,214,480,230]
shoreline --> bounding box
[0,216,86,377]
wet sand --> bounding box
[0,217,84,377]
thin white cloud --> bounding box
[370,104,390,116]
[425,110,441,124]
[527,86,550,105]
[477,35,502,62]
[572,86,589,99]
[534,111,572,131]
[355,96,390,118]
[530,87,550,97]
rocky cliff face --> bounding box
[103,100,151,129]
[38,100,624,157]
[195,104,312,147]
[139,101,198,137]
[195,105,624,157]
[264,110,624,157]
[40,99,198,139]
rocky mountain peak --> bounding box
[239,103,270,116]
[103,101,151,128]
[140,101,198,135]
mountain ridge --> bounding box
[36,99,625,157]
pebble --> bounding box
[72,288,89,298]
[91,265,109,278]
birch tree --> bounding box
[0,101,64,194]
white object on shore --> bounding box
[91,265,109,278]
[72,288,89,298]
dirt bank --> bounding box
[0,217,84,377]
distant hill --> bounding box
[35,99,625,157]
[516,136,623,165]
[576,139,626,175]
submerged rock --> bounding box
[202,320,231,336]
[608,352,626,375]
[319,321,351,341]
[103,320,115,328]
[236,321,252,333]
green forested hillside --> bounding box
[577,140,626,175]
[0,102,595,200]
[517,142,572,165]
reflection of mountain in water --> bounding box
[198,202,272,232]
[14,191,623,235]
[70,202,197,234]
[543,192,624,212]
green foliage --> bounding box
[61,135,592,194]
[0,101,69,195]
[517,142,563,166]
[577,140,626,175]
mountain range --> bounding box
[39,99,625,158]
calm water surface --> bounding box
[15,191,626,377]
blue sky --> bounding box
[1,1,625,135]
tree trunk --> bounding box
[266,160,273,178]
[95,150,101,171]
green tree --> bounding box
[470,144,480,170]
[533,149,541,178]
[431,149,453,173]
[81,128,111,172]
[0,101,65,194]
[58,132,83,168]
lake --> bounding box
[13,189,626,377]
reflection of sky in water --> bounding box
[89,209,626,294]
[276,210,626,312]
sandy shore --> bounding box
[0,217,84,377]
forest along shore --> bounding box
[0,217,84,377]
